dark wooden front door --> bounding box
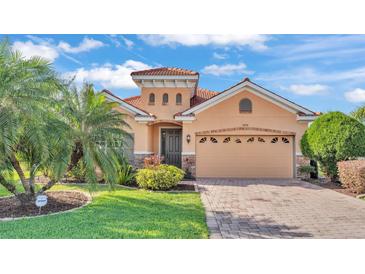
[161,129,182,167]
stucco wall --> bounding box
[140,87,193,119]
[182,88,309,154]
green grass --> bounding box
[0,184,208,239]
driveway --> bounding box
[197,179,365,239]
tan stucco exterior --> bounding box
[109,74,314,178]
[183,88,308,154]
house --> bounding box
[102,67,318,178]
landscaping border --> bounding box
[0,190,92,222]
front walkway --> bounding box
[197,179,365,239]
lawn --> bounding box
[0,184,208,239]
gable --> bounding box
[182,80,315,116]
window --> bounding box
[271,137,278,143]
[210,137,218,143]
[223,137,231,143]
[258,137,265,143]
[282,137,290,144]
[239,98,252,113]
[247,137,254,143]
[176,93,182,105]
[162,93,169,105]
[148,93,155,105]
[235,138,242,143]
[199,137,207,143]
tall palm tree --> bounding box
[43,83,132,191]
[0,39,65,203]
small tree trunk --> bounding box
[0,175,19,196]
[67,141,83,172]
[37,179,56,194]
[9,153,30,193]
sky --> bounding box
[2,34,365,113]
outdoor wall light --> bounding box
[186,134,191,144]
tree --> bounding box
[351,105,365,124]
[0,40,131,204]
[300,111,365,181]
[0,39,66,204]
[51,83,132,191]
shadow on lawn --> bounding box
[0,190,208,239]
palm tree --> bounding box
[0,39,132,204]
[351,106,365,124]
[0,39,65,204]
[46,83,132,191]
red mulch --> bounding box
[0,191,89,219]
[305,179,360,197]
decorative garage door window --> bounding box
[271,137,278,143]
[235,138,242,143]
[247,137,254,143]
[223,137,231,143]
[210,137,218,143]
[199,137,207,143]
[258,137,265,143]
[282,137,290,143]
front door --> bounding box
[161,129,182,167]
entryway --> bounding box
[160,128,182,167]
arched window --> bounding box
[148,93,155,105]
[162,93,169,105]
[176,93,182,105]
[239,98,252,113]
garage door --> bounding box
[196,135,294,178]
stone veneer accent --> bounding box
[296,155,310,178]
[182,155,196,178]
[133,153,153,168]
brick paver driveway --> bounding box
[197,179,365,239]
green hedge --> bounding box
[300,111,365,181]
[136,165,185,190]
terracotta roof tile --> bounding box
[131,67,199,76]
[190,87,219,107]
[123,95,144,109]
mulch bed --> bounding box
[304,178,359,197]
[120,181,196,191]
[0,191,89,219]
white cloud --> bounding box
[345,88,365,103]
[12,41,59,61]
[256,66,365,84]
[58,37,105,53]
[121,36,134,49]
[63,60,152,89]
[139,34,269,51]
[288,84,328,96]
[202,63,252,76]
[213,52,228,60]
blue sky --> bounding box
[3,34,365,113]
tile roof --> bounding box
[131,67,199,76]
[190,87,219,107]
[123,95,144,109]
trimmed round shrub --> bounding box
[300,111,365,181]
[136,164,185,190]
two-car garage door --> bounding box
[196,135,294,178]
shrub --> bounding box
[68,161,86,181]
[337,160,365,193]
[300,112,365,181]
[298,165,315,179]
[117,161,135,186]
[143,155,162,168]
[136,164,185,190]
